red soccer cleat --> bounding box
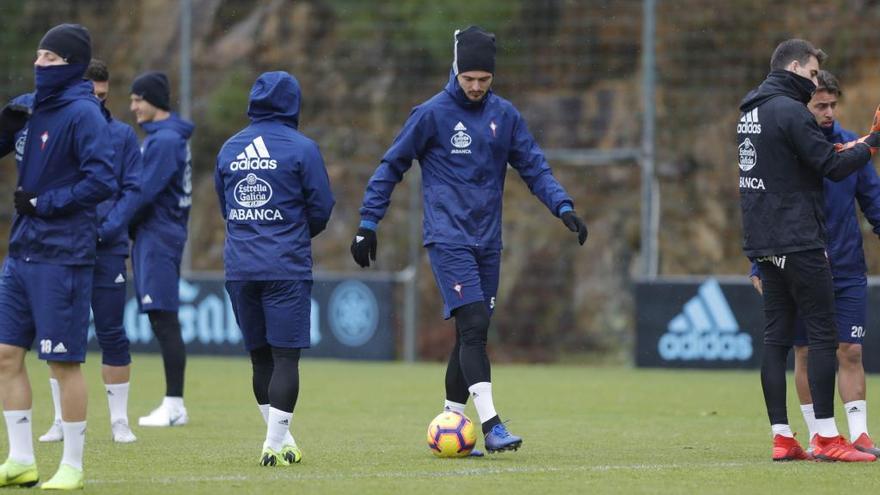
[772,434,810,461]
[813,435,877,462]
[852,433,880,457]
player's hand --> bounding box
[749,275,763,295]
[561,210,588,245]
[350,227,377,268]
[0,102,29,134]
[835,132,880,155]
[13,189,37,216]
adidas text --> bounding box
[737,108,762,134]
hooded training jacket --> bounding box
[749,120,880,281]
[738,69,874,257]
[131,112,194,244]
[215,71,335,281]
[2,66,117,266]
[359,70,573,249]
[96,104,143,256]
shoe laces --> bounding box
[491,421,512,438]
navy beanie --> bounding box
[453,26,496,75]
[39,24,91,65]
[131,71,171,111]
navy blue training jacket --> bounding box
[359,70,574,249]
[215,71,335,281]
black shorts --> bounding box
[755,248,837,349]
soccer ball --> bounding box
[426,411,477,457]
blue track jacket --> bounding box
[96,105,143,256]
[359,70,574,249]
[0,75,116,265]
[131,113,194,244]
[215,71,335,281]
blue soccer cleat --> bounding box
[468,448,484,457]
[484,423,522,453]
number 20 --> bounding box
[851,326,865,338]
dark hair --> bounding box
[816,70,841,97]
[770,39,827,71]
[84,58,109,82]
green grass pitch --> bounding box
[5,354,880,493]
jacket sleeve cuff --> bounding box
[557,203,573,216]
[359,219,378,231]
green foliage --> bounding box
[8,354,880,494]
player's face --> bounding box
[34,49,67,67]
[130,94,157,124]
[92,80,109,102]
[808,90,837,128]
[457,71,493,102]
[789,55,820,87]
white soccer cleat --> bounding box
[138,403,188,427]
[111,419,138,443]
[38,419,63,442]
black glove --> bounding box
[309,220,328,239]
[0,103,29,134]
[561,210,588,245]
[350,227,377,268]
[13,190,37,216]
[127,222,139,241]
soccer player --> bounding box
[215,71,334,466]
[129,71,195,427]
[351,26,588,454]
[749,70,880,457]
[38,58,142,445]
[0,24,117,489]
[738,39,880,462]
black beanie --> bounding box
[38,24,91,65]
[131,71,171,111]
[453,26,496,75]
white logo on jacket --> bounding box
[737,108,762,134]
[738,137,757,171]
[234,173,273,208]
[230,136,278,171]
[450,121,472,154]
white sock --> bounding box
[258,404,296,447]
[815,417,840,438]
[800,404,818,440]
[468,382,498,424]
[771,423,793,438]
[60,421,86,471]
[844,400,868,442]
[49,378,62,422]
[444,400,466,414]
[162,396,184,409]
[105,383,130,424]
[3,410,35,464]
[265,407,292,452]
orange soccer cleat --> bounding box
[772,434,810,461]
[813,435,876,462]
[852,433,880,457]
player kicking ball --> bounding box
[215,71,335,466]
[351,26,587,454]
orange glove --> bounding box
[834,106,880,154]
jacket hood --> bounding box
[141,112,194,139]
[740,69,816,112]
[247,71,300,129]
[443,68,491,109]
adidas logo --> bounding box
[16,417,28,424]
[737,108,762,134]
[279,418,290,426]
[52,342,67,354]
[849,406,861,413]
[142,294,153,305]
[230,136,277,171]
[454,121,467,131]
[658,278,753,361]
[114,273,125,284]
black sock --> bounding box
[148,310,186,398]
[250,346,273,405]
[760,344,790,426]
[268,347,301,413]
[444,329,469,405]
[453,302,491,386]
[482,415,501,435]
[807,346,838,420]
